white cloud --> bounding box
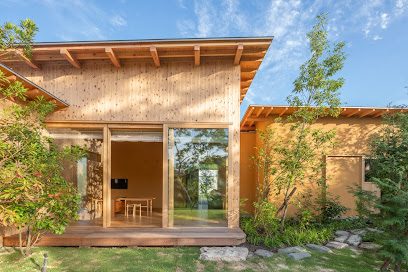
[110,15,127,27]
[373,35,383,40]
[380,13,389,29]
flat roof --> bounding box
[2,36,274,104]
[0,62,68,110]
[241,105,408,131]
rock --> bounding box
[278,246,307,254]
[288,252,312,260]
[346,235,362,247]
[305,244,333,254]
[351,229,367,236]
[254,249,274,258]
[335,230,350,237]
[325,241,349,249]
[199,247,249,262]
[78,208,91,220]
[247,252,255,258]
[359,242,382,250]
[366,228,384,234]
[334,236,349,243]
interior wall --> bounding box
[111,141,163,209]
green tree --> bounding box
[354,112,408,271]
[0,19,86,257]
[251,13,347,232]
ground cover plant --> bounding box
[0,246,391,272]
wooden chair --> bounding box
[126,202,142,217]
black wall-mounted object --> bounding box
[111,178,128,189]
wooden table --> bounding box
[112,197,154,218]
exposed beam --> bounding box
[345,108,360,118]
[359,109,375,118]
[255,107,264,117]
[372,109,389,118]
[105,48,121,68]
[241,126,256,131]
[26,88,40,95]
[6,75,17,82]
[240,106,255,128]
[194,45,200,66]
[264,107,273,117]
[60,49,81,69]
[15,50,41,70]
[234,44,244,65]
[279,107,288,117]
[150,46,160,67]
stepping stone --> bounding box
[247,252,255,258]
[305,244,333,254]
[351,229,367,236]
[334,236,349,243]
[366,228,384,233]
[346,235,362,247]
[288,252,311,260]
[359,242,382,250]
[335,230,350,237]
[326,241,349,249]
[278,246,307,254]
[254,249,274,258]
[199,247,248,261]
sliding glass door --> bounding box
[167,127,228,227]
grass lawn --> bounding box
[173,208,226,221]
[0,246,384,272]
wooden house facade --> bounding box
[0,37,273,246]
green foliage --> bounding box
[348,183,377,219]
[0,19,86,257]
[250,13,347,233]
[300,188,349,221]
[0,18,38,59]
[350,112,408,270]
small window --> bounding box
[364,159,373,182]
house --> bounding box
[0,37,273,247]
[240,105,408,217]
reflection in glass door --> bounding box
[168,128,228,227]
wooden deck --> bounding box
[3,227,246,247]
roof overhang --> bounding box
[0,62,69,110]
[1,37,273,104]
[240,105,408,131]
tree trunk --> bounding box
[25,226,31,256]
[380,257,391,270]
[394,261,401,271]
[19,228,24,256]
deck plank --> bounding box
[3,227,246,247]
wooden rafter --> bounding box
[255,107,264,117]
[105,48,121,68]
[15,50,41,70]
[234,44,244,65]
[264,107,273,117]
[60,49,81,69]
[150,46,160,67]
[279,107,288,117]
[194,45,200,66]
[6,75,17,82]
[240,106,255,128]
[345,109,360,118]
[359,109,375,118]
[372,109,389,118]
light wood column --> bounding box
[168,128,175,227]
[162,124,169,228]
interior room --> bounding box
[110,130,163,228]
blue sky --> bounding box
[1,0,408,118]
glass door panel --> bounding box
[168,128,228,227]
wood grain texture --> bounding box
[8,61,239,123]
